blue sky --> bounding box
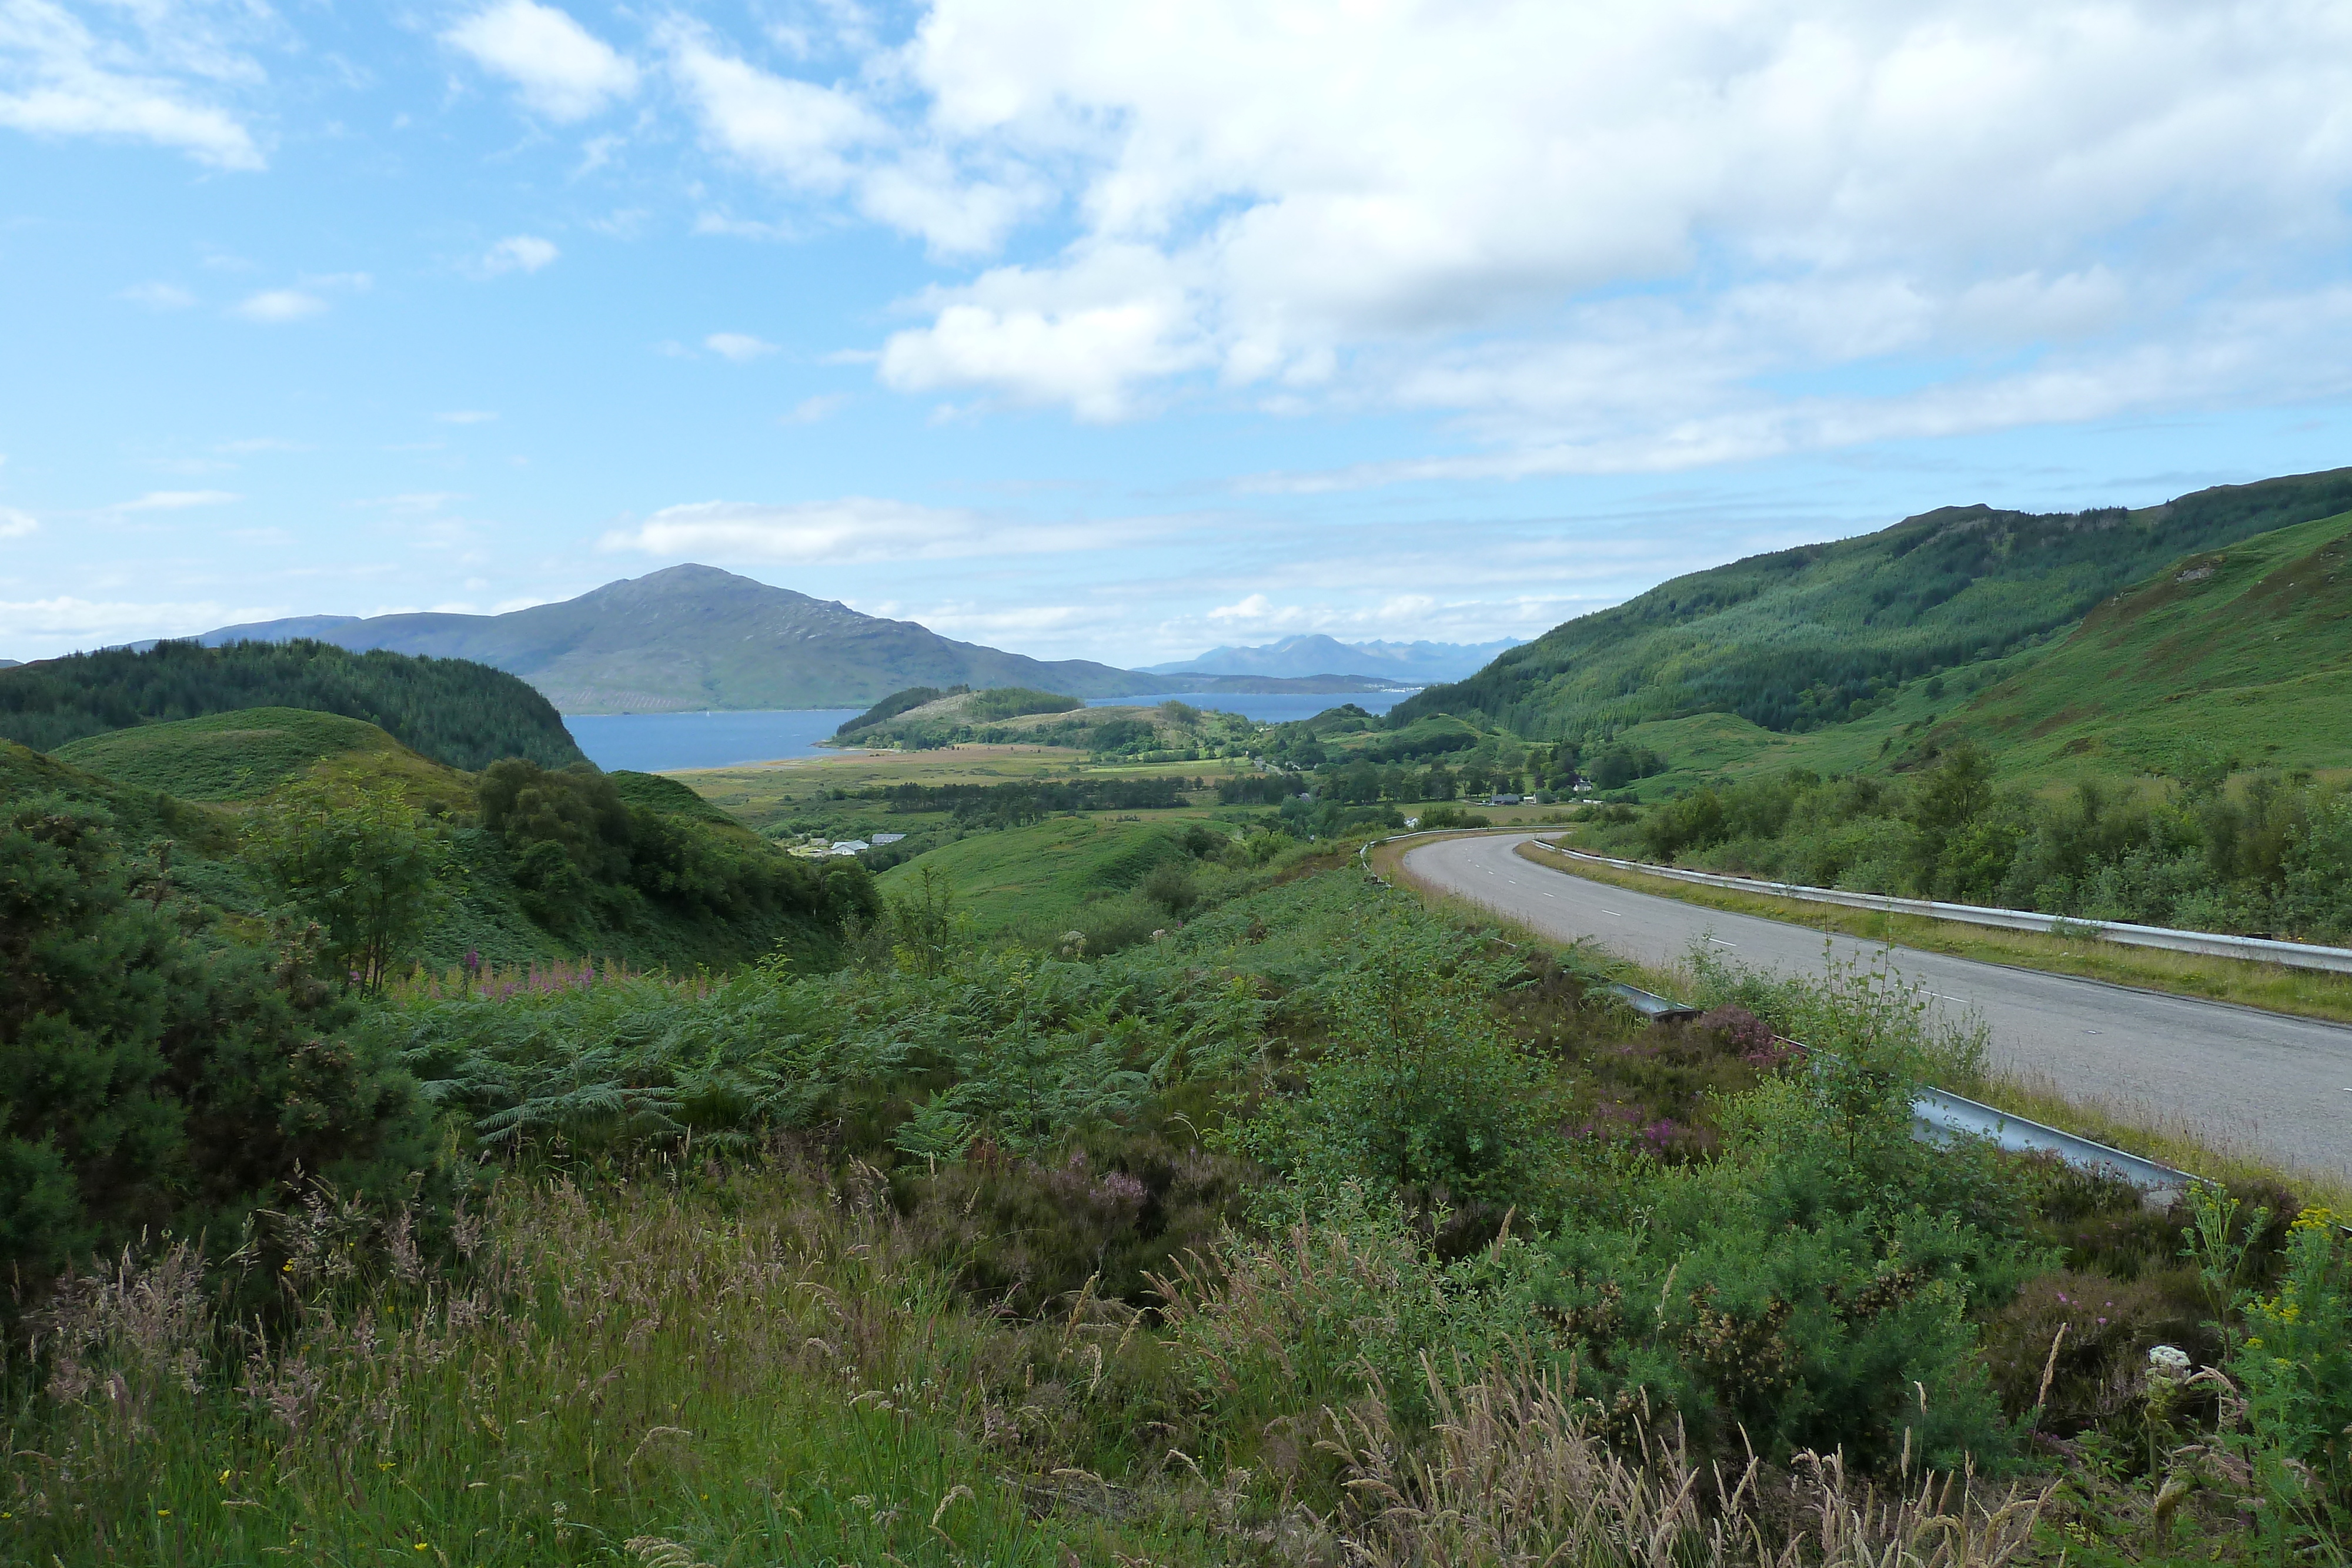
[7,0,2352,666]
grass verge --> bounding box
[1512,836,2352,1027]
[1375,828,2352,1212]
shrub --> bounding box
[1979,1268,2194,1433]
[894,1134,1255,1313]
[2204,1198,2352,1543]
[1,795,437,1289]
[243,771,455,991]
[1229,927,1561,1209]
[1531,1152,2020,1470]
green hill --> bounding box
[1394,467,2352,744]
[877,816,1195,934]
[1902,506,2352,782]
[0,639,584,771]
[2,719,866,975]
[52,707,408,800]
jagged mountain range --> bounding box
[1146,633,1519,683]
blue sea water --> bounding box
[567,690,1418,773]
[1085,690,1418,723]
[566,709,864,773]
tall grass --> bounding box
[6,1168,2066,1568]
[2,1169,1210,1566]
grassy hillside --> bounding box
[876,815,1196,935]
[1904,506,2352,782]
[7,711,866,974]
[0,638,584,770]
[51,706,407,800]
[1394,467,2352,743]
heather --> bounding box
[4,825,2346,1564]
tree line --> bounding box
[1631,745,2352,940]
[0,639,585,771]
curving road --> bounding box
[1402,832,2352,1181]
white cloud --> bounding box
[600,496,1127,564]
[121,280,195,309]
[114,489,239,511]
[233,288,325,323]
[443,0,639,122]
[0,0,266,169]
[848,0,2352,459]
[704,331,777,362]
[1206,592,1293,628]
[0,597,295,657]
[880,245,1211,420]
[434,410,499,424]
[660,19,882,193]
[0,506,35,539]
[660,21,1033,257]
[475,234,559,277]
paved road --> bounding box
[1402,831,2352,1180]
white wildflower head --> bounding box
[2147,1343,2191,1380]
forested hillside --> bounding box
[1394,467,2352,741]
[0,639,584,770]
[1907,504,2352,780]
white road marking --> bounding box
[1706,937,1736,947]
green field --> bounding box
[51,705,410,800]
[875,814,1195,933]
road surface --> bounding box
[1402,832,2352,1181]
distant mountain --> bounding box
[190,565,1170,713]
[196,614,364,644]
[1146,633,1520,683]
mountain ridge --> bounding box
[192,565,1166,713]
[1146,632,1518,682]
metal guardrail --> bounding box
[1375,830,2203,1200]
[1605,981,1701,1022]
[1532,841,2352,975]
[1910,1085,2194,1199]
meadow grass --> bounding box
[873,815,1200,934]
[2,1168,1218,1567]
[45,707,472,807]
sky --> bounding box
[6,0,2352,667]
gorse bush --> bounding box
[477,757,876,962]
[2188,1189,2352,1552]
[1227,922,1560,1208]
[0,795,436,1288]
